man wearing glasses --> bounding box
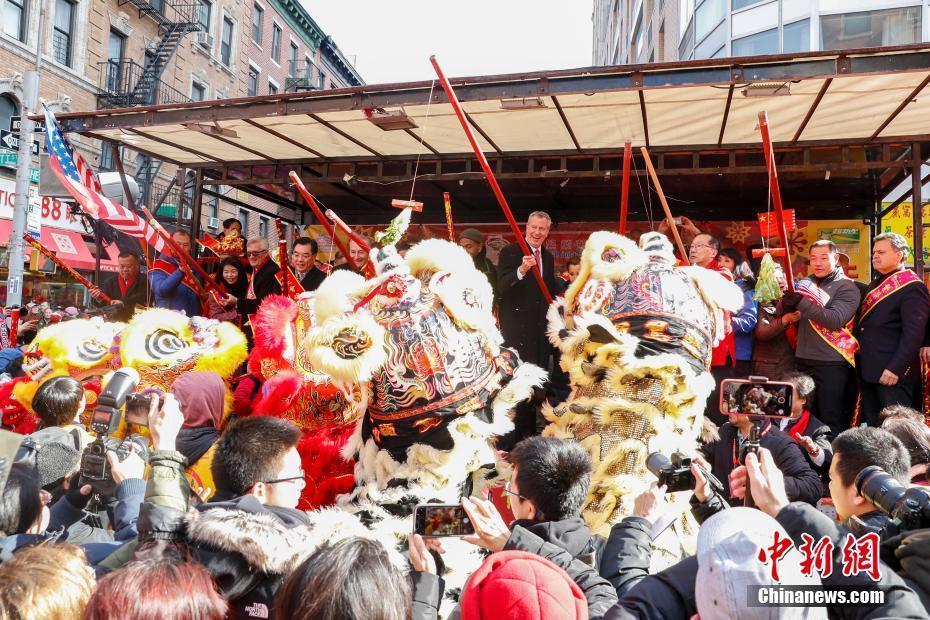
[688,232,737,425]
[181,415,310,618]
[223,237,281,336]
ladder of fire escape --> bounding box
[113,0,200,206]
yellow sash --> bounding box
[858,269,921,322]
[798,280,859,367]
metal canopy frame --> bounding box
[48,43,930,230]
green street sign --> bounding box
[0,151,16,167]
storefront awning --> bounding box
[0,220,120,273]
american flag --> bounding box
[43,106,165,252]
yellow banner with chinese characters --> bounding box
[880,202,930,272]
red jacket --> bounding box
[705,260,736,367]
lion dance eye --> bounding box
[144,329,186,360]
[76,340,108,363]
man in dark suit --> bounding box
[90,251,148,321]
[856,232,930,426]
[223,237,281,330]
[291,237,327,292]
[497,211,558,367]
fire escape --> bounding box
[97,0,201,210]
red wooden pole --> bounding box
[430,55,552,304]
[758,111,795,293]
[23,235,113,303]
[619,141,632,234]
[289,171,358,271]
[324,209,371,252]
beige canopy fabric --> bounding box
[61,44,930,167]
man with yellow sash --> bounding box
[856,232,929,426]
[782,240,861,435]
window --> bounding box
[251,2,262,43]
[99,141,118,171]
[51,0,75,67]
[732,27,778,56]
[821,7,921,51]
[105,29,126,91]
[783,18,809,53]
[268,79,278,95]
[303,54,312,80]
[3,0,27,41]
[238,208,249,233]
[196,0,211,32]
[695,0,724,41]
[259,216,269,237]
[220,16,233,65]
[695,19,726,58]
[732,0,761,9]
[247,65,259,96]
[289,41,298,77]
[0,95,20,140]
[271,23,281,62]
[191,80,206,101]
[318,69,326,89]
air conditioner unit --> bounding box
[197,32,214,48]
[208,217,220,230]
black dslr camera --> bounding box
[79,368,149,495]
[646,450,724,495]
[856,466,930,532]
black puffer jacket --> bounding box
[701,420,824,505]
[185,495,316,620]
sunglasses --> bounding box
[246,250,268,257]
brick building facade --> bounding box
[1,0,362,271]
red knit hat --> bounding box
[460,550,588,620]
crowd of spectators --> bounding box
[1,218,930,619]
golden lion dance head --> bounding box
[544,231,743,562]
[119,308,247,390]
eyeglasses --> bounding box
[246,250,268,257]
[690,243,713,251]
[263,472,306,487]
[502,480,527,510]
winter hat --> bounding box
[35,441,81,488]
[64,307,79,317]
[169,371,227,429]
[0,348,24,374]
[460,550,587,620]
[459,228,484,245]
[695,507,826,620]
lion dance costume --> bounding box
[544,231,743,567]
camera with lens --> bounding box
[79,368,149,495]
[855,466,930,532]
[646,450,724,495]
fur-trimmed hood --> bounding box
[186,495,317,576]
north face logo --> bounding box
[245,603,269,618]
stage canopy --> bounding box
[55,44,930,226]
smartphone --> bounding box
[413,504,475,538]
[719,378,794,418]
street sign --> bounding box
[0,150,16,167]
[0,130,40,156]
[9,116,46,133]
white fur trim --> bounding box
[405,239,475,278]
